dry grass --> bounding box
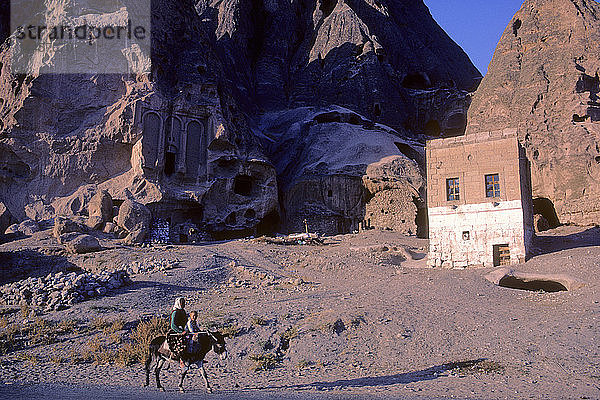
[50,353,66,364]
[56,319,78,334]
[116,316,169,365]
[0,323,22,355]
[250,353,281,371]
[103,318,125,335]
[281,326,299,341]
[250,316,269,326]
[17,351,41,365]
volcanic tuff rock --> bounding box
[0,0,480,239]
[205,0,481,133]
[0,0,279,240]
[260,107,425,235]
[466,0,600,225]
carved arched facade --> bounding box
[136,101,210,183]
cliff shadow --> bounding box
[0,250,80,286]
[533,226,600,256]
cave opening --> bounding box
[257,210,280,236]
[413,197,428,239]
[164,150,176,176]
[512,19,522,36]
[373,103,382,117]
[532,197,560,228]
[425,120,441,137]
[225,212,237,225]
[402,72,431,90]
[234,175,253,196]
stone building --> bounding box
[426,129,534,268]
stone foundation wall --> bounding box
[428,200,526,268]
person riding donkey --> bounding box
[185,310,202,353]
[167,297,189,368]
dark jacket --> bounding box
[170,309,188,333]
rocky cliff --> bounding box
[204,0,481,133]
[0,0,279,240]
[466,0,600,225]
[0,0,480,239]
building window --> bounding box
[485,174,500,198]
[446,178,460,201]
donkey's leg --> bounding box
[178,363,189,393]
[144,352,153,387]
[155,358,166,391]
[199,361,212,393]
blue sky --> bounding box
[424,0,524,75]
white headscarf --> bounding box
[173,297,185,311]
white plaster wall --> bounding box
[428,200,526,268]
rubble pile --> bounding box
[0,270,132,311]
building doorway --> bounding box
[493,244,511,267]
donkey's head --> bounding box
[210,331,227,360]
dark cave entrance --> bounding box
[164,148,176,176]
[257,210,280,236]
[532,197,560,228]
[234,175,253,196]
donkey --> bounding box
[144,331,227,393]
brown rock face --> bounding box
[116,200,152,244]
[466,0,600,225]
[0,0,480,239]
[0,0,280,240]
[88,191,113,224]
[261,107,425,235]
[64,234,102,254]
[207,0,481,132]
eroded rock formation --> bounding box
[204,0,481,134]
[0,0,481,239]
[260,107,425,235]
[0,0,279,241]
[466,0,600,225]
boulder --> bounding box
[123,230,148,245]
[0,202,15,234]
[116,200,151,243]
[86,216,105,231]
[87,190,113,223]
[18,219,40,236]
[53,216,85,243]
[103,222,117,234]
[64,234,101,254]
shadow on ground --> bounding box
[274,359,487,390]
[0,250,79,285]
[533,226,600,256]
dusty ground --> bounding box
[0,226,599,399]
